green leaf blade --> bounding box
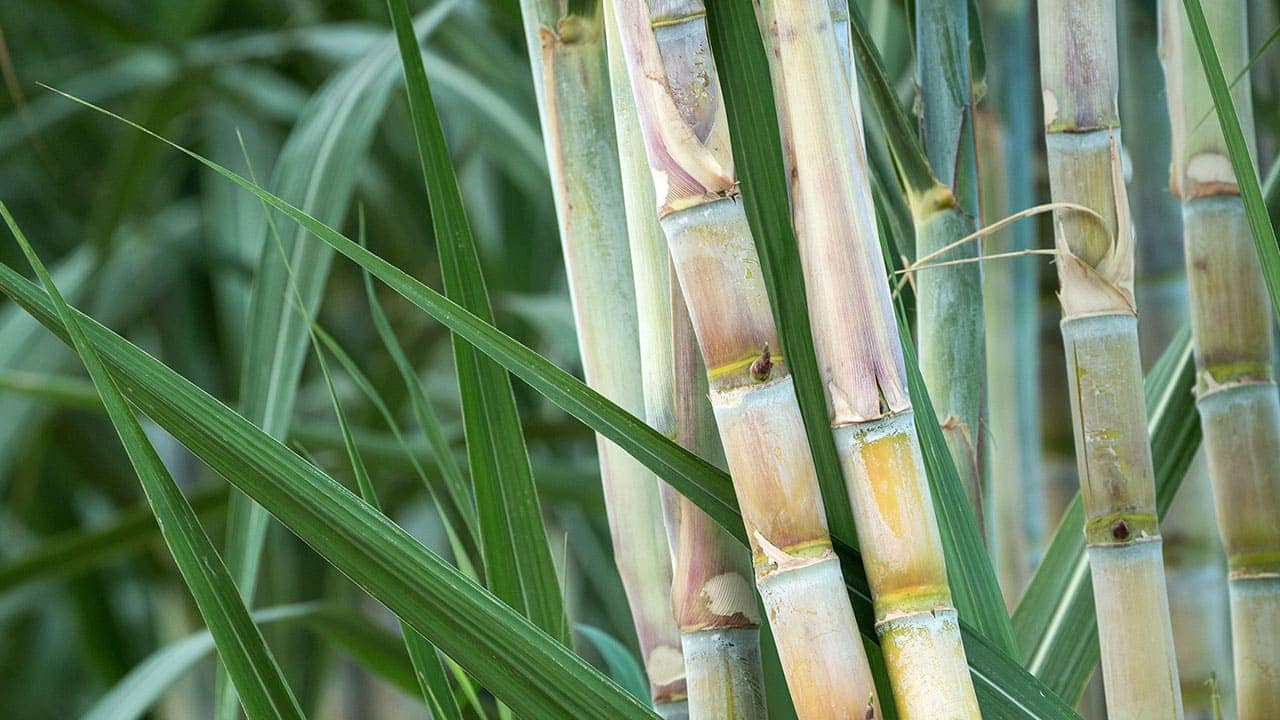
[19,93,1084,718]
[385,0,566,642]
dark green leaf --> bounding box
[385,0,566,642]
[2,204,304,720]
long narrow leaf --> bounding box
[384,0,566,641]
[363,270,478,550]
[846,1,936,200]
[264,188,467,720]
[1,204,304,720]
[310,335,464,720]
[220,22,459,716]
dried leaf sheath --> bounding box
[518,3,686,708]
[1162,2,1280,716]
[758,0,978,716]
[610,0,878,716]
[1038,0,1183,717]
[604,1,767,714]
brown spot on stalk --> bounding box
[865,696,877,719]
[750,344,773,382]
[1111,519,1130,541]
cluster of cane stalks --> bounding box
[515,0,1278,717]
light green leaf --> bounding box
[575,625,649,704]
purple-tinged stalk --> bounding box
[757,0,980,716]
[609,0,879,716]
[603,1,766,715]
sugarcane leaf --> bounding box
[81,604,421,720]
[0,486,226,594]
[385,0,567,643]
[222,4,459,642]
[363,266,479,552]
[259,181,470,720]
[1013,327,1199,703]
[24,92,1084,719]
[1180,0,1280,326]
[704,0,1016,660]
[1,204,304,720]
[215,24,447,710]
[311,317,474,720]
[309,325,464,720]
[0,260,660,720]
[575,625,649,704]
[310,322,480,579]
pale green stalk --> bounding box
[981,0,1044,605]
[518,2,686,711]
[1162,3,1280,717]
[914,0,987,531]
[1038,1,1183,717]
[759,0,978,716]
[1122,3,1230,718]
[603,3,766,716]
[609,1,879,716]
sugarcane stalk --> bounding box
[1038,1,1184,717]
[757,0,979,716]
[1120,4,1231,718]
[913,0,987,531]
[603,3,767,715]
[517,3,686,712]
[609,1,880,716]
[981,0,1044,605]
[1161,3,1280,717]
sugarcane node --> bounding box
[749,344,773,382]
[1111,518,1130,541]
